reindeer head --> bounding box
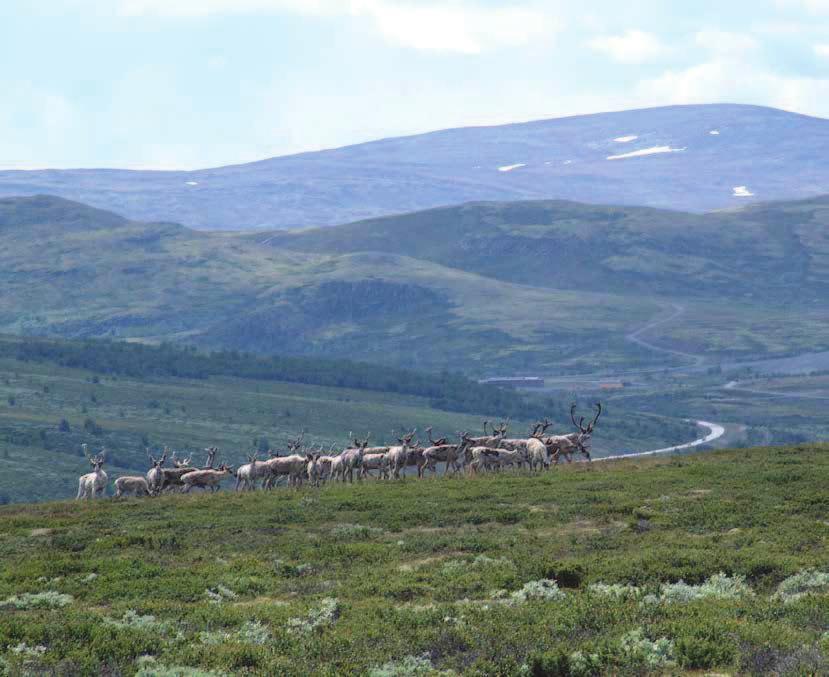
[570,403,602,459]
[493,419,510,438]
[425,427,447,447]
[531,418,552,438]
[398,428,417,447]
[203,447,218,468]
[84,444,106,471]
[288,430,306,454]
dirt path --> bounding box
[625,302,706,367]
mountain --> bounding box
[259,196,829,300]
[0,195,663,374]
[2,194,829,375]
[1,104,828,230]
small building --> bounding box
[599,382,625,390]
[477,376,545,389]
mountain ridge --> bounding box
[2,104,828,230]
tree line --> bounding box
[1,335,564,421]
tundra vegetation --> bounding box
[0,335,699,504]
[0,445,826,675]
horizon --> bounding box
[2,101,819,174]
[3,1,829,170]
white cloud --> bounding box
[636,60,829,118]
[118,0,558,54]
[815,43,829,57]
[776,0,829,13]
[694,30,758,56]
[588,29,666,63]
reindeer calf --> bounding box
[114,476,151,498]
[181,466,233,493]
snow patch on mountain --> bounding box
[498,163,526,172]
[733,185,754,197]
[613,135,638,143]
[607,146,686,160]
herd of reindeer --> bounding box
[76,403,602,499]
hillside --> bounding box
[260,196,829,300]
[0,335,697,504]
[2,104,829,230]
[4,194,829,374]
[0,446,826,674]
[0,195,664,374]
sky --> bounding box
[1,0,828,169]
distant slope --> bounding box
[1,104,829,229]
[0,195,660,373]
[0,334,696,504]
[259,196,829,301]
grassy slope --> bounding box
[4,194,829,374]
[0,196,660,374]
[0,445,826,675]
[0,351,695,504]
[260,196,829,300]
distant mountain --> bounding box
[259,196,829,301]
[1,104,828,230]
[2,194,829,375]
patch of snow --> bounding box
[563,160,573,165]
[733,185,754,197]
[709,130,720,135]
[613,135,638,143]
[185,181,199,186]
[498,163,526,172]
[607,146,686,160]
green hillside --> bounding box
[3,194,829,374]
[260,196,829,299]
[0,335,696,504]
[0,446,826,675]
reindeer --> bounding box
[386,429,417,479]
[114,475,151,498]
[462,420,510,448]
[76,445,108,500]
[202,447,218,469]
[235,453,267,491]
[159,451,196,492]
[546,404,602,464]
[422,431,469,476]
[262,433,309,488]
[495,419,553,471]
[306,454,323,487]
[146,448,168,495]
[339,433,369,483]
[181,464,234,493]
[314,444,339,483]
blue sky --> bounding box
[2,0,828,169]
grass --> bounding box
[5,195,829,375]
[0,444,827,674]
[0,351,698,504]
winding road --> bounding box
[597,420,726,462]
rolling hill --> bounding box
[1,104,828,230]
[0,445,827,674]
[3,194,829,374]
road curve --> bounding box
[595,420,726,462]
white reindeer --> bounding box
[181,465,234,493]
[114,475,151,498]
[339,433,369,483]
[76,445,108,500]
[146,448,168,495]
[235,453,267,491]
